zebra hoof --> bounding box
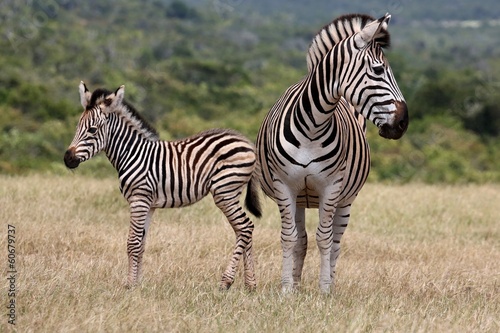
[219,281,233,291]
[124,279,139,289]
[124,283,136,289]
[281,284,298,295]
[245,283,257,292]
[319,284,333,294]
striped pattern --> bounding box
[64,83,261,290]
[256,13,408,293]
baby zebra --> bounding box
[64,82,261,290]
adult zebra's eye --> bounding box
[88,127,98,134]
[373,65,385,75]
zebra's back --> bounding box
[144,128,257,209]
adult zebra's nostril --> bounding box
[399,119,407,131]
[395,100,409,134]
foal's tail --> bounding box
[245,172,262,218]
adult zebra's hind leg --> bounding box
[126,200,155,288]
[292,207,307,288]
[212,188,256,291]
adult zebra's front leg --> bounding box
[126,199,155,288]
[330,203,352,287]
[316,183,343,293]
[292,207,307,289]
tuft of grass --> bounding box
[1,175,499,332]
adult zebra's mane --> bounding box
[88,88,160,141]
[306,13,391,72]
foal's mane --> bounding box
[88,88,159,141]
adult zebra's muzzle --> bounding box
[64,147,81,169]
[378,100,409,140]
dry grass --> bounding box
[1,174,499,332]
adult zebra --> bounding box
[64,82,261,290]
[256,13,409,293]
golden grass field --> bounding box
[1,174,499,332]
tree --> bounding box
[166,1,199,20]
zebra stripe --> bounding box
[256,13,409,293]
[64,82,261,290]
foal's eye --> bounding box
[373,65,385,75]
[88,127,98,134]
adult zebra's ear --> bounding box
[103,85,125,111]
[79,81,92,109]
[354,13,391,49]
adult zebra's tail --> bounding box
[245,173,262,218]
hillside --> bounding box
[0,0,499,181]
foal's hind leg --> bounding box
[212,188,256,291]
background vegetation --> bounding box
[1,0,499,182]
[3,175,498,332]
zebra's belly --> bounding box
[152,189,208,209]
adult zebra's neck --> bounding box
[296,44,344,133]
[295,14,381,132]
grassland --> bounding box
[1,174,499,332]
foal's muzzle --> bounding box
[64,147,81,169]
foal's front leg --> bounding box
[126,200,154,288]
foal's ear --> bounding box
[103,85,125,110]
[79,81,91,109]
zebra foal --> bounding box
[256,13,409,293]
[64,82,261,290]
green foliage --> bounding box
[0,0,499,183]
[0,118,75,173]
[407,65,500,137]
[368,116,500,183]
[166,1,200,20]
